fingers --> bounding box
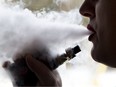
[26,55,60,86]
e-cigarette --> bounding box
[6,45,81,86]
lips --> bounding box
[87,24,95,32]
[87,24,96,41]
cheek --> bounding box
[95,2,113,48]
[93,18,116,64]
[91,1,116,67]
[91,5,111,61]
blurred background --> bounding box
[0,0,116,87]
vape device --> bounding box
[7,45,81,86]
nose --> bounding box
[79,1,95,19]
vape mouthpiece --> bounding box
[73,45,81,54]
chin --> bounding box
[91,51,116,68]
[91,45,116,68]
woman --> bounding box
[79,0,116,67]
[3,0,116,86]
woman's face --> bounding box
[79,0,116,67]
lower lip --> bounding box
[88,33,95,41]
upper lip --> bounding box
[87,24,96,33]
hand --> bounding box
[26,55,62,86]
[3,55,62,87]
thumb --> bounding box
[26,55,57,86]
[25,54,51,73]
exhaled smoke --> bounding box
[0,1,93,87]
[0,6,91,59]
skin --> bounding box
[3,0,116,86]
[79,0,116,67]
[26,55,62,86]
[3,55,62,86]
[3,40,62,86]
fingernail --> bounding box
[26,54,32,63]
[26,53,32,58]
[25,54,35,68]
[25,54,37,72]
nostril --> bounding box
[79,8,92,17]
[79,2,95,18]
[80,10,95,18]
[83,12,92,17]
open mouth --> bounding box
[87,24,96,41]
